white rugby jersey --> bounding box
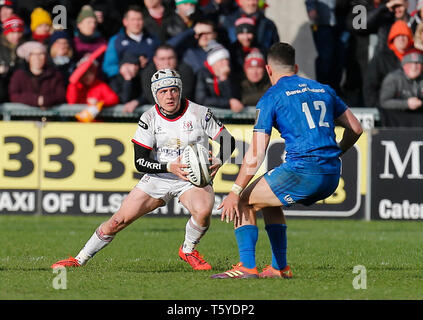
[132,99,224,177]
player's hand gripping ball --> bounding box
[181,144,212,187]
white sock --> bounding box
[75,226,115,265]
[182,217,209,253]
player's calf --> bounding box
[235,201,257,228]
[179,216,212,270]
[182,216,209,253]
[74,225,115,266]
[51,224,115,268]
[101,216,126,235]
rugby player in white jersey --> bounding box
[51,69,236,270]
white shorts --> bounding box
[135,173,195,204]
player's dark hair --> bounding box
[267,42,296,68]
[124,5,143,18]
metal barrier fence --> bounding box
[0,103,380,128]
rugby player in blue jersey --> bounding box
[211,42,363,279]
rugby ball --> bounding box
[181,143,212,187]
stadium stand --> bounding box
[0,0,418,128]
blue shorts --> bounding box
[264,164,340,207]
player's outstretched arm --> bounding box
[218,131,270,223]
[335,109,363,156]
[233,131,270,188]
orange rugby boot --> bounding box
[51,256,81,269]
[179,246,212,270]
[259,265,293,279]
[210,262,259,279]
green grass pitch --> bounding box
[0,215,422,300]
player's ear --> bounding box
[294,64,299,74]
[265,64,272,78]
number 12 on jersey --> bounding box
[302,100,329,129]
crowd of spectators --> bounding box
[306,0,423,127]
[0,0,277,122]
[2,0,423,127]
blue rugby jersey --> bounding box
[254,75,348,174]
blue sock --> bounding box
[234,225,258,269]
[265,224,287,270]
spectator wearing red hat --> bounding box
[0,13,24,101]
[240,49,270,106]
[0,14,24,68]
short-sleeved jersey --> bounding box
[132,99,224,178]
[254,75,348,175]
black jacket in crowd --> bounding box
[195,66,240,109]
[363,47,401,108]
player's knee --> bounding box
[239,197,255,213]
[192,208,211,219]
[190,206,211,224]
